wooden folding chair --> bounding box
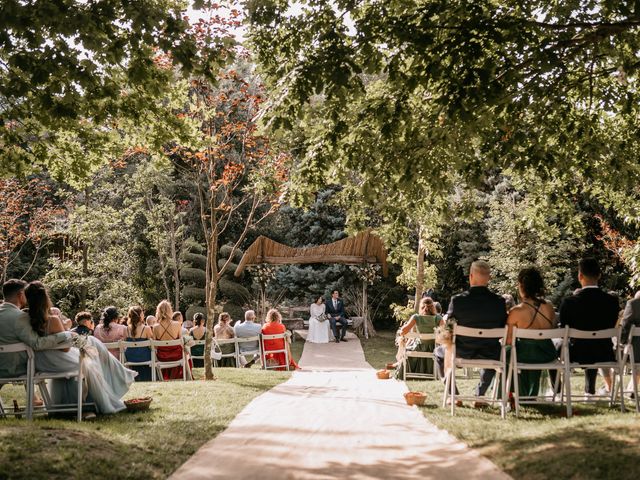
[151,339,189,381]
[121,340,156,381]
[0,343,35,420]
[260,333,290,371]
[402,332,438,380]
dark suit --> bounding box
[325,298,348,340]
[435,286,507,396]
[559,287,619,393]
[621,297,640,359]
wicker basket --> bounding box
[124,397,153,412]
[404,391,427,406]
[376,369,391,380]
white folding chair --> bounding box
[151,339,189,381]
[121,340,156,381]
[34,344,89,422]
[620,325,639,412]
[260,333,290,371]
[443,325,508,418]
[101,342,123,363]
[0,343,35,420]
[235,336,262,367]
[213,338,240,368]
[506,327,568,417]
[565,327,625,417]
[402,332,438,380]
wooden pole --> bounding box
[362,278,369,339]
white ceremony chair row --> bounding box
[442,325,630,418]
[0,342,88,422]
[104,339,189,381]
[402,332,439,381]
[188,335,285,370]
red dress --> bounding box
[155,323,193,380]
[262,321,299,371]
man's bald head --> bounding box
[469,260,491,287]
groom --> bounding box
[326,290,348,343]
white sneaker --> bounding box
[596,386,610,396]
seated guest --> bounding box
[153,300,192,380]
[189,313,207,367]
[26,281,136,414]
[173,311,188,335]
[214,312,236,367]
[71,311,94,336]
[183,316,195,331]
[396,297,442,378]
[502,294,516,312]
[145,315,157,327]
[506,268,558,397]
[51,307,73,330]
[0,279,73,379]
[124,306,153,381]
[559,258,619,395]
[93,306,127,357]
[326,289,348,343]
[621,291,640,395]
[262,309,300,371]
[434,260,507,405]
[234,310,262,367]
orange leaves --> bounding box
[595,215,636,258]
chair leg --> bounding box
[450,370,456,416]
[565,366,572,418]
[500,370,507,419]
[632,366,639,413]
[514,367,521,418]
[442,370,450,409]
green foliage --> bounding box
[218,278,251,306]
[1,1,234,179]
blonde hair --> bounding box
[218,312,231,324]
[265,309,282,323]
[156,300,173,324]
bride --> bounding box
[307,296,330,343]
[25,281,137,415]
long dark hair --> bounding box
[24,281,52,336]
[101,306,119,331]
[127,306,144,336]
[518,267,546,303]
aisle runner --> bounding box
[170,332,510,480]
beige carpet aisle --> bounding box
[170,332,511,480]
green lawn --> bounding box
[362,330,640,480]
[0,368,290,480]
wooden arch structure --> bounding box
[234,229,388,338]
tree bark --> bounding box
[414,235,425,311]
[169,212,181,311]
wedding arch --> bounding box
[234,229,388,338]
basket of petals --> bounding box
[404,391,427,406]
[376,369,391,380]
[124,397,153,412]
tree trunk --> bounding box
[414,236,425,312]
[169,212,180,311]
[203,195,219,381]
[79,242,89,310]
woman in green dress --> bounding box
[396,297,442,378]
[506,267,558,397]
[213,312,237,367]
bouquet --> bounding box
[316,313,329,323]
[434,317,456,346]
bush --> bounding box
[222,303,245,324]
[219,278,251,305]
[183,253,207,270]
[186,305,207,323]
[181,267,206,285]
[182,287,206,302]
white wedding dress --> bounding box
[307,303,330,343]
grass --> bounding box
[0,367,291,480]
[362,329,640,480]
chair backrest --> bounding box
[214,338,238,346]
[404,332,436,341]
[151,338,183,348]
[454,325,507,339]
[236,335,261,351]
[568,327,619,340]
[0,342,33,355]
[121,340,152,349]
[513,327,567,341]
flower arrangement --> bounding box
[316,313,329,323]
[248,264,278,284]
[349,264,381,285]
[434,316,456,346]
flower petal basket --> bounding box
[385,363,396,370]
[376,369,391,380]
[124,397,153,412]
[404,391,427,406]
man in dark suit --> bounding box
[559,258,620,395]
[435,260,507,402]
[621,291,640,394]
[326,290,348,343]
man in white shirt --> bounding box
[234,310,262,367]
